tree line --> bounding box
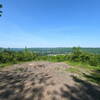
[0,47,100,67]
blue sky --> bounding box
[0,0,100,48]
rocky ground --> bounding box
[0,61,100,100]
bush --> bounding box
[67,47,100,67]
[0,48,38,65]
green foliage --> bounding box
[0,4,3,16]
[0,47,100,68]
[83,70,100,85]
[0,48,38,66]
[66,67,79,73]
[67,47,100,67]
[0,4,2,8]
[38,55,67,62]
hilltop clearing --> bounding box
[0,61,100,100]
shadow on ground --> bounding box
[83,69,100,85]
[52,75,100,100]
[0,70,53,100]
[0,69,100,100]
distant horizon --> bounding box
[0,46,100,48]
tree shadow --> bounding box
[50,75,100,100]
[59,76,100,100]
[83,69,100,85]
[0,69,53,100]
[0,66,100,100]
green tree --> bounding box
[0,4,3,16]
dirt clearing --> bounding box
[0,61,100,100]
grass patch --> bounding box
[0,63,13,68]
[66,67,79,73]
[66,61,100,85]
[0,61,32,68]
[83,72,100,85]
[66,61,100,70]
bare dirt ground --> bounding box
[0,61,100,100]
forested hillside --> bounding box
[1,47,100,55]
